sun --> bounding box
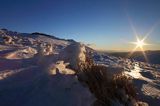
[128,36,150,62]
[132,37,147,49]
[130,35,151,52]
[127,15,157,62]
[136,39,145,48]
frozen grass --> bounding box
[78,64,137,106]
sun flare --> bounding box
[132,37,147,49]
[136,40,145,47]
[128,36,151,62]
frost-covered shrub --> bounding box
[79,64,137,106]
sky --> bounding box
[0,0,160,51]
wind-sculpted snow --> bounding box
[92,52,160,106]
[0,29,95,106]
[59,43,86,70]
[3,47,37,59]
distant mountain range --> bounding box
[105,50,160,64]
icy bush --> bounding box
[78,64,138,106]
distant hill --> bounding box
[105,50,160,64]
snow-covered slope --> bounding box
[0,29,95,106]
[92,52,160,106]
[0,29,159,106]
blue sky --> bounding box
[0,0,160,51]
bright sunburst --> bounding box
[131,36,148,49]
[126,14,159,62]
[128,36,150,62]
[135,38,145,48]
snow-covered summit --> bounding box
[0,29,96,106]
[0,29,160,106]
